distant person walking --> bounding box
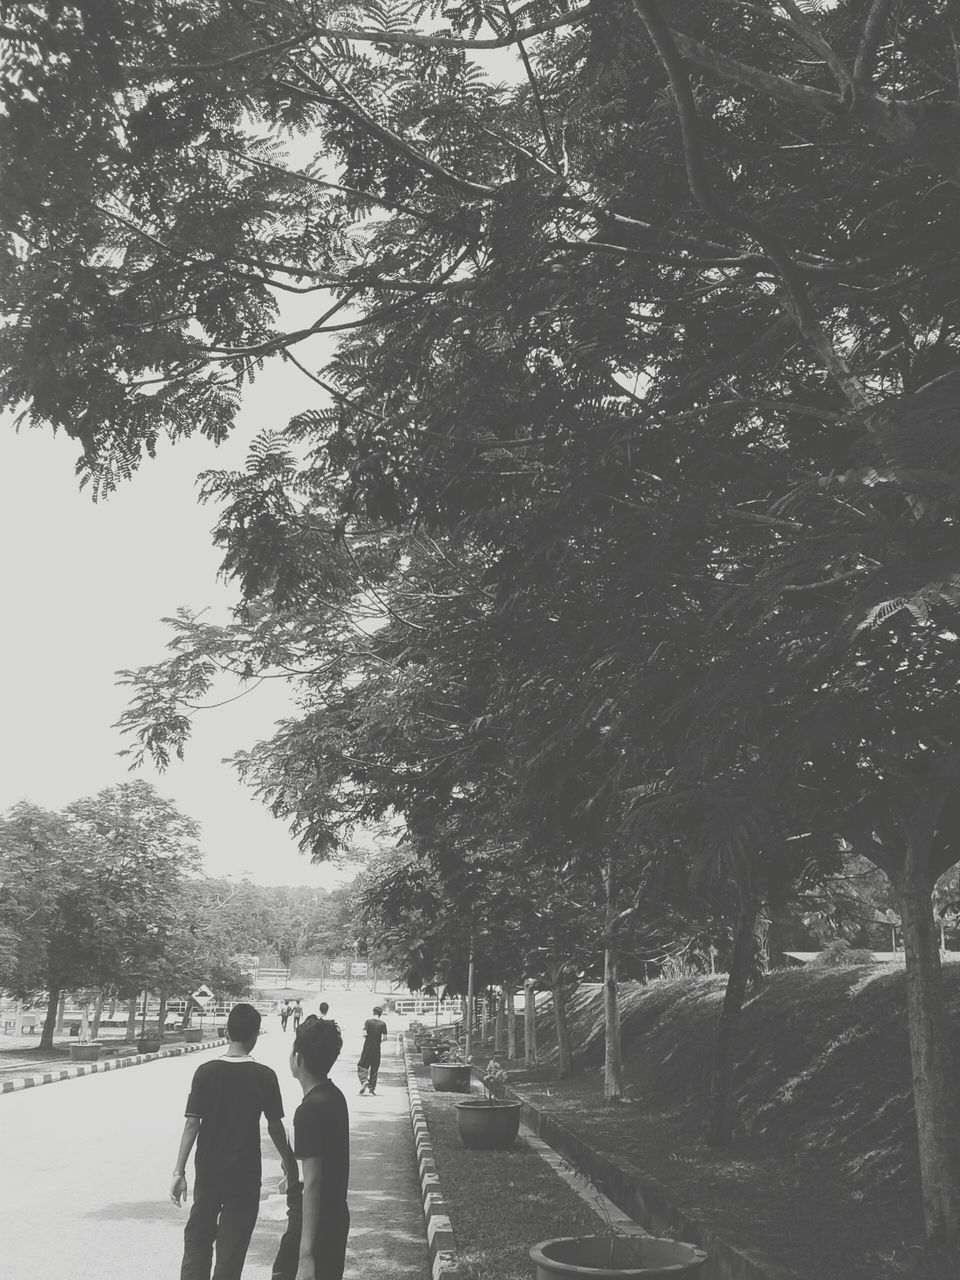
[170,1002,297,1280]
[280,1001,290,1032]
[292,999,303,1032]
[271,1015,350,1280]
[357,1006,388,1096]
[318,1002,330,1019]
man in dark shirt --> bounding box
[357,1005,388,1096]
[170,1002,297,1280]
[272,1016,350,1280]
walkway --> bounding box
[0,1014,429,1279]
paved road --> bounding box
[0,994,429,1279]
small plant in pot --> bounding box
[429,1041,473,1093]
[421,1033,450,1065]
[456,1059,522,1150]
[137,1026,163,1054]
[69,1038,102,1063]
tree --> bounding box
[0,783,201,1046]
[9,0,960,1241]
[0,803,101,1047]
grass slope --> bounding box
[482,964,960,1280]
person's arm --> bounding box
[268,1116,298,1182]
[296,1155,325,1280]
[170,1116,201,1205]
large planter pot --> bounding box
[430,1062,472,1093]
[456,1098,522,1150]
[184,1028,204,1043]
[69,1042,102,1063]
[137,1037,162,1055]
[530,1237,708,1279]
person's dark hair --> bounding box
[318,1002,329,1016]
[227,1003,261,1044]
[294,1016,342,1076]
[373,1006,383,1016]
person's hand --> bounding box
[295,1259,317,1280]
[170,1174,187,1206]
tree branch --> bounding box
[121,7,594,77]
[631,0,871,414]
[854,0,899,89]
[281,71,496,200]
[502,0,563,173]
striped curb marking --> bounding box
[0,1037,229,1095]
[402,1040,472,1280]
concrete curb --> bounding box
[0,1037,230,1095]
[490,1071,806,1280]
[401,1039,470,1280]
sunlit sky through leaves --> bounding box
[0,334,357,890]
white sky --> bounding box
[0,41,523,888]
[0,345,361,890]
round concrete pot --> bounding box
[184,1027,204,1043]
[137,1037,162,1055]
[69,1042,102,1063]
[455,1098,522,1150]
[530,1237,708,1279]
[429,1062,472,1093]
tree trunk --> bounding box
[125,996,138,1044]
[157,990,168,1041]
[505,981,517,1060]
[465,947,475,1062]
[494,989,506,1053]
[480,994,490,1046]
[91,990,106,1039]
[896,827,960,1242]
[551,963,573,1078]
[39,984,60,1050]
[706,890,760,1147]
[603,857,624,1101]
[524,979,539,1066]
[180,995,197,1031]
[56,992,66,1033]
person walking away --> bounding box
[170,1002,297,1280]
[317,1002,329,1020]
[292,999,303,1032]
[271,1016,350,1280]
[357,1006,388,1096]
[280,1001,290,1032]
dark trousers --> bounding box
[272,1182,349,1280]
[358,1051,381,1091]
[181,1173,260,1280]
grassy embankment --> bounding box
[419,964,960,1280]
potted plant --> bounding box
[429,1042,473,1093]
[455,1059,522,1150]
[184,1026,204,1043]
[69,1039,102,1063]
[137,1026,163,1054]
[530,1236,708,1278]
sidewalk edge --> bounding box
[402,1039,471,1280]
[0,1037,230,1095]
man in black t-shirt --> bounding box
[272,1016,350,1280]
[170,1002,297,1280]
[357,1006,388,1095]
